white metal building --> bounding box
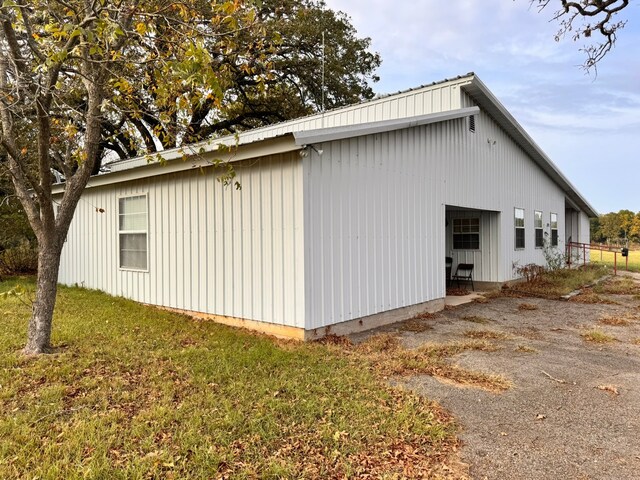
[53,73,596,339]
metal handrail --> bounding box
[566,241,628,275]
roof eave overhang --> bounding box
[293,107,480,145]
[52,134,300,194]
[462,77,598,218]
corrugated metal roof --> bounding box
[293,107,479,145]
[98,72,595,217]
[107,73,476,173]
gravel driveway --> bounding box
[353,275,640,479]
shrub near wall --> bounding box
[0,241,38,276]
[0,200,37,276]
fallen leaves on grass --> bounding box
[596,384,620,396]
[2,280,467,480]
[569,291,617,305]
[318,334,353,347]
[594,277,640,296]
[250,391,466,480]
[446,288,472,296]
[345,334,510,392]
[498,285,524,298]
[399,319,433,333]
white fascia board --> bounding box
[462,77,598,218]
[51,135,299,194]
[109,131,283,173]
[293,107,480,146]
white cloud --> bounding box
[323,0,640,212]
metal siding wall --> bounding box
[304,129,446,330]
[579,212,591,245]
[58,154,305,328]
[304,101,576,329]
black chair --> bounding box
[452,263,474,291]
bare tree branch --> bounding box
[533,0,629,70]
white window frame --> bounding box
[550,212,558,247]
[534,210,543,249]
[514,207,525,250]
[452,217,481,250]
[118,193,149,272]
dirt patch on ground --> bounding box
[351,275,640,479]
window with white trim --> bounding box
[453,218,480,250]
[118,194,148,270]
[515,208,525,249]
[534,211,543,248]
[550,213,558,247]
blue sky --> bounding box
[324,0,640,214]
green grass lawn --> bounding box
[590,248,640,273]
[0,278,457,479]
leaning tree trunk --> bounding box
[24,245,62,355]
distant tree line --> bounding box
[590,210,640,245]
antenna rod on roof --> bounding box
[321,31,325,117]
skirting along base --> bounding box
[305,297,445,340]
[153,297,445,341]
[152,305,307,341]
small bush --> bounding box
[542,238,568,271]
[0,241,38,275]
[513,263,546,282]
[581,330,616,343]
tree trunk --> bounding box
[23,246,62,355]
